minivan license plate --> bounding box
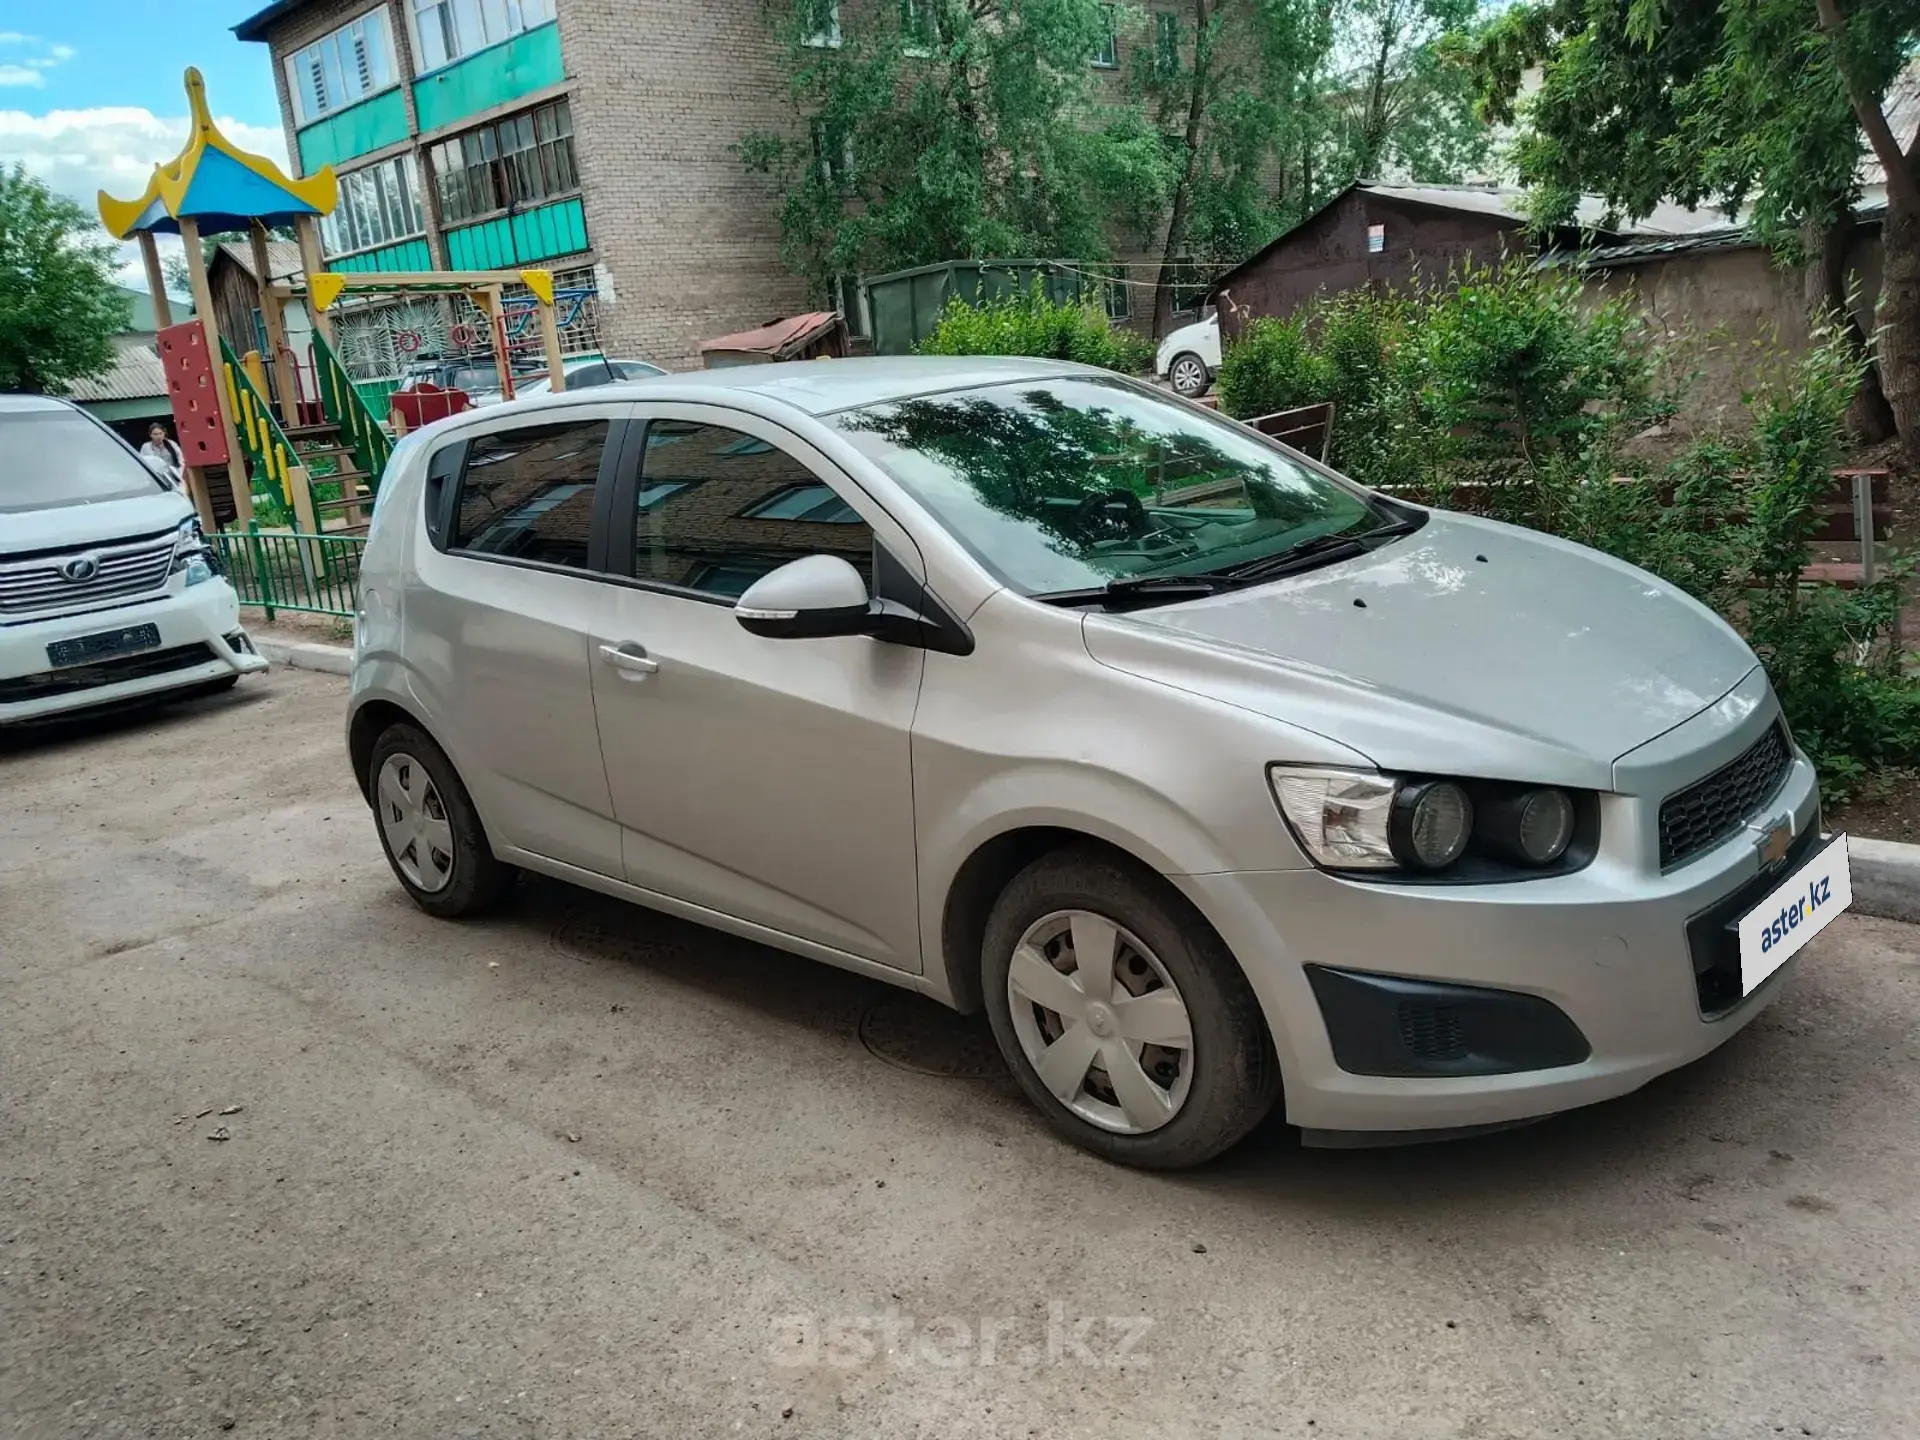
[46,623,162,669]
[1735,834,1852,995]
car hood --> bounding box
[1081,510,1759,790]
[0,488,192,557]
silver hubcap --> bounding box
[1172,358,1204,394]
[377,753,455,893]
[1006,910,1195,1135]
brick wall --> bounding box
[557,0,810,370]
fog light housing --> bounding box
[1479,787,1576,866]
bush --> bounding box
[1213,316,1329,420]
[916,282,1153,374]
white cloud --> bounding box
[1,105,292,293]
[0,32,73,85]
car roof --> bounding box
[498,355,1096,418]
[0,393,81,415]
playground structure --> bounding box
[98,68,574,535]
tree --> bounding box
[1474,0,1920,450]
[737,0,1128,303]
[1325,0,1488,185]
[0,165,128,395]
[1135,1,1337,336]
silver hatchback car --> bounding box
[348,357,1848,1168]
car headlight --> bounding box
[1268,766,1588,878]
[170,516,216,587]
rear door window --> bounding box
[451,418,610,569]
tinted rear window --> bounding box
[0,411,165,514]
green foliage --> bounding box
[1222,268,1918,798]
[916,283,1154,373]
[0,165,129,394]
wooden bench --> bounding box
[1245,402,1336,464]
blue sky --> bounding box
[2,3,290,285]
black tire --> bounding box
[367,722,515,918]
[982,846,1280,1169]
[1168,352,1211,397]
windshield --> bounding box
[0,411,168,514]
[829,376,1380,594]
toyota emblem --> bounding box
[58,554,101,583]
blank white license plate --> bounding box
[1735,834,1852,995]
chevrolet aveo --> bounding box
[347,358,1850,1169]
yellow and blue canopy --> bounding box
[99,67,336,239]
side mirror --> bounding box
[734,555,874,641]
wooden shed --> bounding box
[1205,182,1722,321]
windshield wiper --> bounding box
[1034,574,1226,608]
[1216,514,1424,585]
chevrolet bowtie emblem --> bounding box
[1756,818,1794,866]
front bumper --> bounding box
[0,580,269,724]
[1178,745,1824,1135]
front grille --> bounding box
[0,643,213,703]
[0,531,178,618]
[1658,722,1793,869]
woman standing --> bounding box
[139,421,184,484]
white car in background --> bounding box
[0,396,267,725]
[514,357,668,398]
[1155,312,1222,398]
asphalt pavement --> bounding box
[4,666,1917,1440]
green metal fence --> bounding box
[212,524,366,620]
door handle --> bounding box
[597,642,659,676]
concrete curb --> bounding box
[1848,835,1920,925]
[253,637,352,677]
[233,633,1920,926]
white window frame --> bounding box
[320,154,428,260]
[804,0,842,49]
[900,0,933,56]
[1093,4,1119,68]
[405,0,559,77]
[283,8,400,126]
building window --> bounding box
[1154,11,1179,76]
[1105,269,1131,323]
[429,97,578,225]
[409,0,558,75]
[900,0,934,55]
[320,154,426,258]
[1093,5,1118,68]
[742,484,862,523]
[804,0,842,48]
[811,118,855,186]
[284,9,398,125]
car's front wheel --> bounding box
[368,723,514,918]
[1168,352,1210,397]
[982,846,1279,1168]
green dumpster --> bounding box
[861,259,1091,356]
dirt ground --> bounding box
[7,668,1917,1440]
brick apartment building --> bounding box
[234,1,1167,378]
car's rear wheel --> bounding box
[1168,353,1210,397]
[368,723,514,918]
[982,846,1279,1168]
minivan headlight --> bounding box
[1268,765,1589,878]
[170,516,217,586]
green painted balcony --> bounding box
[443,197,587,269]
[412,21,564,134]
[295,88,409,172]
[328,239,434,274]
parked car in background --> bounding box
[401,357,508,407]
[515,358,668,398]
[1,396,267,725]
[347,357,1840,1170]
[1156,312,1221,397]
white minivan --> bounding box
[0,396,267,724]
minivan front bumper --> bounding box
[0,581,268,724]
[1177,748,1824,1136]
